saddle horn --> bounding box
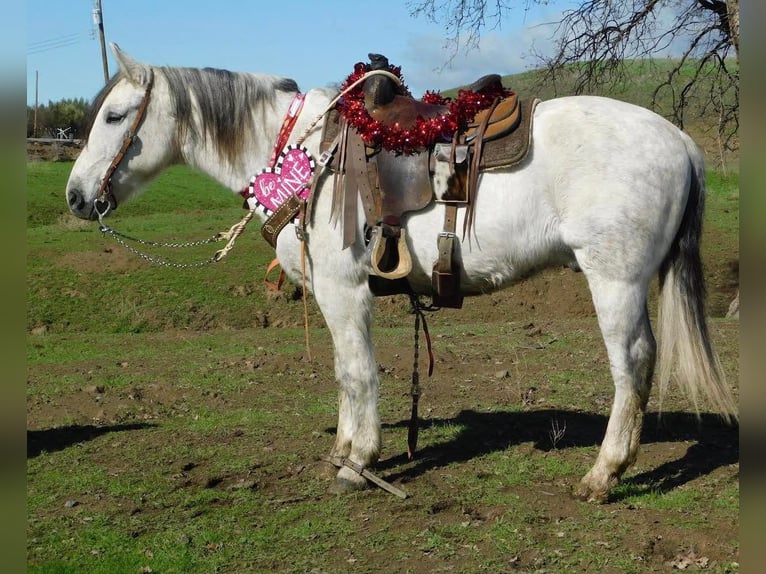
[364,53,398,109]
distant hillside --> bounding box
[447,58,739,168]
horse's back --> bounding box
[418,95,698,290]
[534,95,693,181]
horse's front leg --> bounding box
[312,274,380,493]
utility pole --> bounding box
[34,70,39,138]
[93,0,109,83]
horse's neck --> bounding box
[177,91,290,191]
[178,86,334,193]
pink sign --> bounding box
[247,145,315,217]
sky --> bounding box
[26,0,570,106]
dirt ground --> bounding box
[27,139,83,162]
[27,261,740,573]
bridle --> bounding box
[94,69,155,220]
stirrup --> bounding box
[369,225,412,280]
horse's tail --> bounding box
[656,135,737,423]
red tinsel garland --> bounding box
[336,61,513,155]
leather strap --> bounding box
[268,93,305,166]
[261,193,304,248]
[330,121,348,229]
[96,69,155,212]
[465,96,501,239]
[435,203,458,274]
[258,94,310,249]
[443,204,458,235]
[264,257,286,292]
[431,201,463,308]
[344,132,379,248]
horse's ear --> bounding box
[110,43,152,87]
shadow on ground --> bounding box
[27,423,156,458]
[367,409,738,496]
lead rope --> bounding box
[407,293,434,459]
[297,202,313,362]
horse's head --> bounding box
[66,44,177,220]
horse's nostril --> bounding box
[67,189,84,210]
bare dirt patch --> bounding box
[27,266,739,572]
[27,139,83,162]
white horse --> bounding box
[66,45,736,502]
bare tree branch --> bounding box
[408,0,520,55]
[408,1,738,158]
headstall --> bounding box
[95,69,155,218]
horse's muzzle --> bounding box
[66,187,86,213]
[67,188,115,220]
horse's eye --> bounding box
[106,112,125,124]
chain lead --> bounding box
[98,222,224,269]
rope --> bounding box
[295,70,402,147]
[180,71,401,267]
[213,208,256,262]
[210,69,402,259]
[300,238,312,362]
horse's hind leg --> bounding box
[575,276,656,502]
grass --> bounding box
[27,163,315,335]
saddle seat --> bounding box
[369,95,448,131]
[367,73,520,145]
[464,93,520,143]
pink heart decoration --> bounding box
[247,145,315,217]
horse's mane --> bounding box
[85,66,300,167]
[161,66,299,165]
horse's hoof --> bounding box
[572,481,609,503]
[329,476,368,495]
[329,464,368,494]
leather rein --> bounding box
[94,69,155,219]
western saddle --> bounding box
[322,54,537,308]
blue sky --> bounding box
[26,0,569,105]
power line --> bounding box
[28,32,80,49]
[28,32,84,55]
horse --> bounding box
[65,44,737,502]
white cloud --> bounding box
[401,12,562,95]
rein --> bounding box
[407,293,435,459]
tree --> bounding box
[27,98,90,139]
[409,0,739,153]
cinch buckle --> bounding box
[317,149,334,166]
[438,231,456,239]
